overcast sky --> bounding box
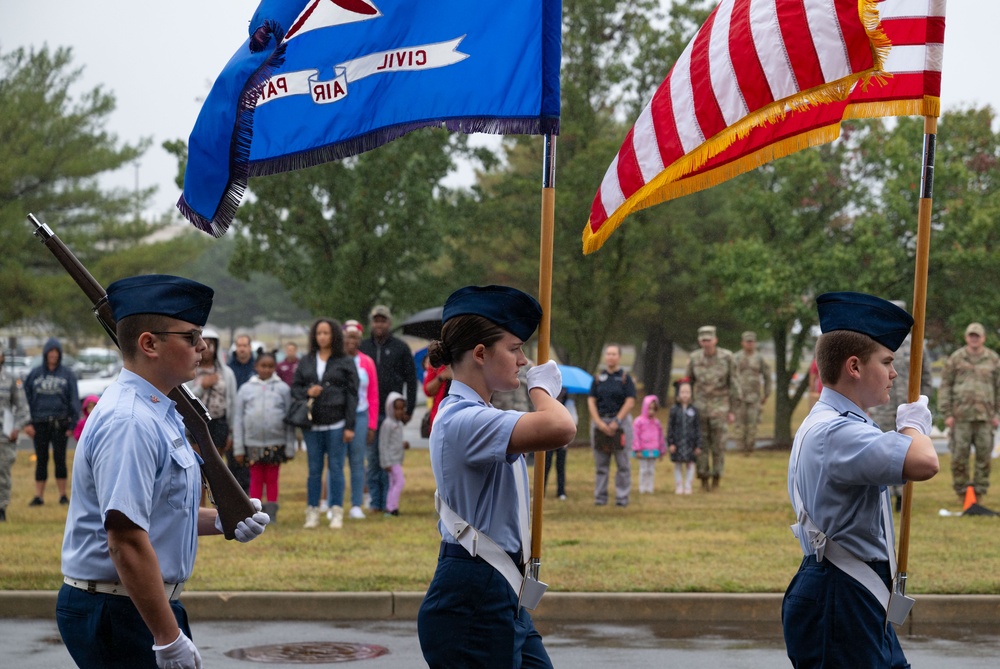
[2,0,996,221]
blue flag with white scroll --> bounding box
[179,0,561,236]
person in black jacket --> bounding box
[359,305,417,512]
[23,337,79,506]
[293,318,359,530]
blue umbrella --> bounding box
[557,364,594,395]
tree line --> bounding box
[4,1,999,445]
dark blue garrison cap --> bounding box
[816,291,914,351]
[442,285,542,342]
[106,274,214,326]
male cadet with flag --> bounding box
[57,275,271,669]
[784,292,939,668]
[684,325,738,490]
[732,331,771,456]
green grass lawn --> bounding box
[1,443,996,594]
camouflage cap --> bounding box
[966,322,986,337]
[742,331,756,342]
[698,325,716,340]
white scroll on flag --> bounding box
[583,0,946,254]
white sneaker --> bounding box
[675,485,684,495]
[319,500,329,513]
[348,506,365,520]
[304,506,319,529]
[329,506,344,529]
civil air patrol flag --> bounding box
[179,0,562,237]
[583,0,946,254]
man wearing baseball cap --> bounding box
[939,321,1000,500]
[360,305,417,512]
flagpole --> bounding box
[531,133,557,575]
[897,114,937,595]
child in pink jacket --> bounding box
[632,394,665,493]
[72,395,100,442]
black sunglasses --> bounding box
[150,330,204,347]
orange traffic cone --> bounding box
[963,485,977,512]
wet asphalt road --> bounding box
[6,618,1000,667]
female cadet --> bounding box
[417,285,577,669]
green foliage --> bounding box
[229,129,462,321]
[0,45,160,332]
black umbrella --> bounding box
[397,306,443,340]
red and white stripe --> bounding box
[591,0,876,235]
[588,0,946,247]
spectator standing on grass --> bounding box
[379,392,408,517]
[783,292,938,668]
[684,325,738,491]
[668,381,701,495]
[186,328,246,494]
[360,305,417,513]
[544,388,573,500]
[229,334,257,389]
[632,394,665,494]
[868,301,932,512]
[0,350,29,522]
[588,344,636,507]
[23,337,79,507]
[72,395,100,442]
[342,320,379,521]
[276,342,300,386]
[938,322,1000,501]
[233,351,296,523]
[732,331,771,456]
[294,318,359,530]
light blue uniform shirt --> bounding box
[430,380,526,555]
[788,388,910,562]
[61,369,202,583]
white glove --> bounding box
[526,360,562,399]
[896,395,932,436]
[153,630,202,669]
[214,498,271,542]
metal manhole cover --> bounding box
[225,641,390,663]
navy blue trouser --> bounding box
[56,584,192,669]
[782,555,910,668]
[418,545,552,668]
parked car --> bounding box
[2,353,32,381]
[73,347,122,379]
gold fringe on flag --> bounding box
[582,0,896,254]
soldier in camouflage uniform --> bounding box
[685,325,739,490]
[0,351,29,522]
[868,302,933,511]
[938,322,1000,499]
[732,331,771,455]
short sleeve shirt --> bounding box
[788,388,910,561]
[589,369,636,417]
[61,369,202,583]
[429,380,526,554]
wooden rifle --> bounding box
[28,213,255,539]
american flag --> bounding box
[584,0,946,254]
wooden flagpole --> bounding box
[896,115,937,592]
[530,134,557,574]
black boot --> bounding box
[701,477,710,492]
[712,475,720,490]
[0,507,6,521]
[263,502,279,524]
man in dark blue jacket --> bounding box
[23,338,79,506]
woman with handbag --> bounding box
[587,344,637,507]
[292,318,359,529]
